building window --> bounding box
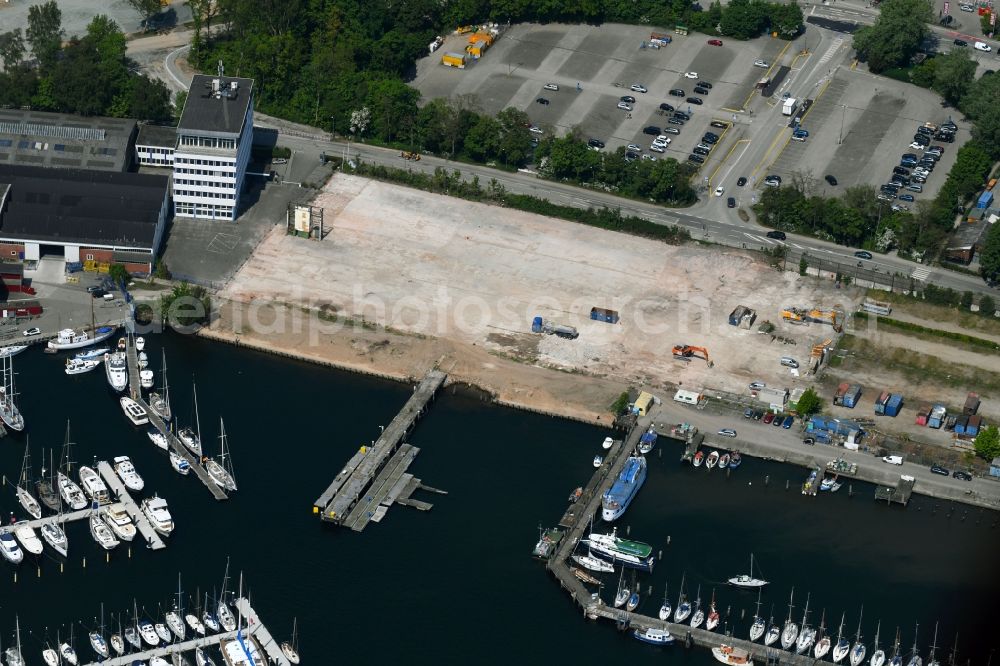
[86,253,94,261]
[9,251,15,256]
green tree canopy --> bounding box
[980,223,1000,284]
[26,0,63,71]
[795,388,822,416]
[931,51,977,106]
[974,424,1000,460]
[852,0,931,72]
[0,30,26,72]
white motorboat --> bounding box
[154,622,172,643]
[179,427,201,456]
[205,417,237,492]
[79,465,110,503]
[712,644,754,665]
[196,646,217,666]
[166,611,185,640]
[40,521,68,557]
[138,351,149,368]
[152,657,170,666]
[42,647,59,666]
[12,522,43,555]
[140,369,154,388]
[148,428,169,449]
[0,356,25,431]
[571,552,614,573]
[58,472,88,509]
[65,358,100,375]
[138,620,160,646]
[47,325,116,350]
[59,628,79,665]
[113,456,144,491]
[602,436,613,449]
[0,344,27,358]
[141,496,174,535]
[89,513,119,550]
[729,553,769,588]
[102,505,136,541]
[104,352,128,392]
[186,613,206,636]
[593,454,603,467]
[15,442,42,519]
[135,336,145,351]
[120,397,148,425]
[75,347,109,361]
[170,450,191,475]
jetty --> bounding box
[78,598,289,666]
[96,460,166,550]
[314,368,447,529]
[543,419,820,666]
[125,336,227,501]
[875,475,915,506]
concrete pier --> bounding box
[314,368,446,527]
[96,461,166,550]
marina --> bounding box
[314,368,447,528]
[96,461,166,550]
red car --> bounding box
[707,39,723,46]
[762,412,775,424]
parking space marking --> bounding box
[207,233,240,254]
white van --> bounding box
[882,455,903,465]
[974,41,992,52]
[780,356,799,368]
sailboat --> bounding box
[196,646,217,666]
[729,552,769,588]
[780,588,799,650]
[0,355,25,431]
[658,582,672,621]
[833,613,852,663]
[889,628,903,666]
[6,617,24,666]
[764,604,781,646]
[851,608,868,666]
[926,623,940,666]
[690,585,705,629]
[795,593,815,654]
[870,621,886,666]
[47,299,115,350]
[815,610,832,659]
[906,623,922,666]
[280,619,301,663]
[15,441,42,519]
[749,589,766,642]
[178,381,203,456]
[706,589,721,631]
[166,574,187,640]
[59,625,79,665]
[186,587,207,636]
[674,573,692,623]
[36,449,61,512]
[43,639,59,666]
[110,613,125,655]
[626,579,640,612]
[89,604,110,659]
[124,602,142,650]
[57,422,88,510]
[217,559,238,632]
[205,417,237,492]
[613,568,629,608]
[39,516,68,557]
[149,350,172,420]
[202,591,220,633]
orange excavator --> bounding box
[672,344,713,367]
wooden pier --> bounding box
[96,461,166,550]
[125,336,227,502]
[558,439,621,529]
[314,369,447,528]
[875,475,915,506]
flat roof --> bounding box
[136,124,178,149]
[178,75,254,136]
[948,219,989,251]
[0,164,167,249]
[0,109,136,172]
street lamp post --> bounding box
[838,104,846,144]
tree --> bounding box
[852,0,931,72]
[961,291,974,309]
[160,282,211,330]
[0,30,26,72]
[931,51,976,106]
[974,424,1000,460]
[795,388,822,416]
[979,294,996,316]
[980,222,1000,285]
[26,0,63,71]
[125,0,162,26]
[108,263,129,285]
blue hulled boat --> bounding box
[601,455,646,522]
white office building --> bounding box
[172,74,254,220]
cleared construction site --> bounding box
[221,173,862,396]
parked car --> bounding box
[707,39,723,46]
[772,413,784,427]
[688,154,705,164]
[782,415,794,429]
[882,455,903,465]
[669,88,685,97]
[749,381,766,390]
[899,194,915,202]
[659,103,675,112]
[752,410,764,420]
[697,81,713,89]
[630,84,648,92]
[617,102,633,111]
[802,437,815,445]
[643,126,661,135]
[22,327,40,337]
[960,3,975,10]
[668,118,685,126]
[625,151,639,161]
[765,230,786,240]
[543,83,559,91]
[754,59,769,68]
[587,138,605,149]
[686,97,704,105]
[620,95,636,103]
[662,127,680,135]
[649,144,666,153]
[693,86,710,95]
[727,197,736,208]
[953,470,973,481]
[763,412,776,425]
[825,174,838,186]
[703,132,719,142]
[737,176,747,187]
[535,97,549,105]
[743,407,754,419]
[909,141,926,150]
[693,146,710,156]
[626,143,642,152]
[764,175,782,187]
[930,465,950,476]
[780,356,799,368]
[272,158,288,165]
[683,71,699,79]
[718,429,737,437]
[974,41,992,52]
[91,289,108,298]
[673,111,691,120]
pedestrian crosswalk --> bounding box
[744,232,776,245]
[817,38,844,66]
[910,266,932,281]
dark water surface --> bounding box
[1,333,997,664]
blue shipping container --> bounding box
[843,385,862,409]
[531,316,543,333]
[590,307,620,324]
[884,394,903,417]
[978,190,994,209]
[954,415,969,435]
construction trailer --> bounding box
[861,299,892,316]
[633,391,655,416]
[757,387,788,409]
[441,52,467,68]
[728,305,757,329]
[590,307,620,324]
[673,389,702,405]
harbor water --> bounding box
[0,332,997,664]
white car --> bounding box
[630,84,647,93]
[683,72,698,79]
[649,144,666,153]
[655,135,671,144]
[641,154,657,161]
[753,59,769,68]
[974,41,992,52]
[882,455,903,465]
[617,102,632,111]
[718,429,737,438]
[714,186,725,197]
[627,143,642,152]
[529,126,544,135]
[543,83,559,91]
[909,141,925,150]
[960,2,975,9]
[22,327,40,337]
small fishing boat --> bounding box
[148,429,168,449]
[13,522,43,555]
[113,456,144,491]
[712,644,754,665]
[47,325,116,351]
[65,358,100,375]
[75,347,109,361]
[706,450,720,469]
[693,450,704,467]
[602,436,613,449]
[638,427,657,454]
[140,369,154,389]
[718,452,731,468]
[593,454,603,467]
[568,487,583,503]
[572,552,614,573]
[135,337,145,351]
[170,450,191,475]
[117,337,126,351]
[729,451,743,468]
[40,521,68,557]
[821,474,839,492]
[280,618,301,664]
[634,627,675,646]
[89,514,119,550]
[120,397,149,425]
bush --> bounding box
[610,392,630,415]
[272,146,292,159]
[980,294,996,316]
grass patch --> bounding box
[867,289,1000,337]
[854,311,1000,354]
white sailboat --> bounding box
[795,593,815,654]
[690,585,705,629]
[148,350,172,421]
[833,613,852,663]
[89,604,110,659]
[780,588,799,650]
[0,344,27,358]
[6,617,25,666]
[729,553,769,588]
[851,608,868,666]
[59,626,79,665]
[42,643,59,666]
[816,610,832,659]
[89,513,120,550]
[217,559,237,632]
[170,450,191,475]
[125,604,143,650]
[0,355,25,431]
[186,587,207,636]
[36,449,61,512]
[906,623,923,666]
[205,417,237,492]
[749,589,766,642]
[674,573,692,623]
[154,619,172,643]
[58,423,88,510]
[658,582,672,621]
[202,591,220,633]
[40,519,68,557]
[280,618,301,664]
[15,441,42,519]
[765,606,781,647]
[870,621,886,666]
[148,428,169,449]
[196,646,217,666]
[167,574,187,640]
[926,623,940,666]
[110,613,125,655]
[179,381,203,455]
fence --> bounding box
[781,248,921,294]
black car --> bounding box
[766,230,786,240]
[667,118,685,126]
[802,437,815,445]
[702,135,718,144]
[91,289,108,298]
[953,470,973,481]
[693,147,710,156]
[916,126,934,136]
[930,465,950,476]
[659,103,674,112]
[673,111,691,121]
[935,132,955,143]
[688,154,705,163]
[625,151,640,160]
[535,97,549,105]
[697,81,713,89]
[855,250,873,260]
[899,194,915,202]
[588,138,605,149]
[710,121,729,129]
[620,95,636,103]
[669,88,685,96]
[693,86,710,95]
[737,176,747,186]
[727,196,736,208]
[752,409,763,420]
[825,174,838,186]
[890,175,909,186]
[892,166,910,176]
[686,97,703,105]
[643,126,661,135]
[913,134,930,145]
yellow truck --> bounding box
[441,52,467,68]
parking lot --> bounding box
[412,22,796,168]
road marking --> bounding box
[910,267,932,281]
[744,233,775,245]
[709,138,751,188]
[740,41,794,110]
[817,38,844,66]
[791,243,806,249]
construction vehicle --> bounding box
[457,25,477,34]
[532,316,578,339]
[781,307,843,332]
[401,151,421,161]
[672,344,713,367]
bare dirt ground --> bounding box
[215,173,858,418]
